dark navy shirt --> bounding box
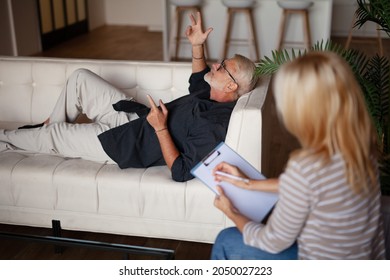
[98,67,236,182]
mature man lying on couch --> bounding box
[0,13,258,182]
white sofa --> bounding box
[0,56,269,244]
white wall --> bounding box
[103,0,163,31]
[88,0,106,30]
[331,0,387,37]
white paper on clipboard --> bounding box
[191,142,278,223]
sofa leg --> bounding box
[52,220,65,254]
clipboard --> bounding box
[191,142,278,223]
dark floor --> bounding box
[33,25,164,61]
[0,223,212,260]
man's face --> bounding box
[204,59,239,102]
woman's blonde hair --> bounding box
[273,52,378,194]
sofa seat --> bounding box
[0,56,269,243]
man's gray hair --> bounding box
[233,54,259,97]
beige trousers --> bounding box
[0,69,138,163]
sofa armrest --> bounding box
[260,77,301,178]
[225,76,270,172]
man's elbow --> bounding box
[170,162,194,182]
[171,172,194,182]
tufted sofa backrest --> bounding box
[0,56,192,124]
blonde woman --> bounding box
[211,52,385,259]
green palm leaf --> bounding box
[362,55,390,152]
[255,40,367,77]
[355,0,390,36]
[255,48,304,76]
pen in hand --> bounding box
[215,171,250,184]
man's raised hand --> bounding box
[185,12,213,46]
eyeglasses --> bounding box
[217,59,238,85]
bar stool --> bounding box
[221,0,260,61]
[277,1,313,51]
[169,0,209,60]
[345,7,383,56]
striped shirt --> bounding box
[243,153,385,259]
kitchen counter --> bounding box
[162,0,333,61]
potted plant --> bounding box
[255,0,390,195]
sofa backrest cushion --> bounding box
[0,57,192,123]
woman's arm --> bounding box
[214,162,279,192]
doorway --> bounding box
[37,0,89,50]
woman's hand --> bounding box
[213,162,253,190]
[146,95,168,132]
[214,186,239,218]
[214,186,251,232]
